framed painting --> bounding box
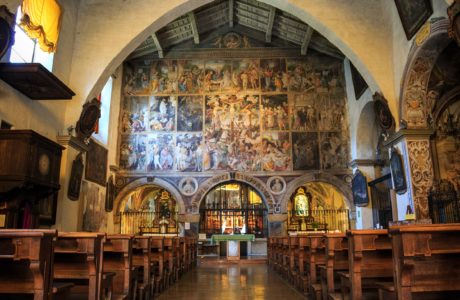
[394,0,432,40]
[352,169,369,207]
[38,192,58,226]
[390,148,407,194]
[85,139,108,186]
[68,153,84,200]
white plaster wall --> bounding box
[0,0,79,140]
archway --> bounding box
[117,184,181,235]
[66,0,392,128]
[286,181,350,232]
[198,181,269,238]
[355,101,380,160]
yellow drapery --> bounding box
[19,0,61,53]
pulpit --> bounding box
[211,234,255,260]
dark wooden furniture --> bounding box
[53,232,105,300]
[305,234,327,299]
[103,234,135,300]
[0,229,72,299]
[319,233,348,300]
[337,229,393,300]
[150,236,164,295]
[132,236,151,300]
[378,224,460,300]
[0,63,75,100]
[0,130,64,228]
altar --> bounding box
[211,234,256,260]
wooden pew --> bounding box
[319,233,348,300]
[150,236,164,295]
[297,234,324,295]
[163,237,175,288]
[335,229,393,300]
[0,229,72,299]
[378,223,460,300]
[132,236,151,300]
[306,234,327,299]
[288,236,300,285]
[54,232,106,300]
[103,234,135,300]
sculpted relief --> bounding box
[119,54,350,174]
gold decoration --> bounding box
[415,22,431,46]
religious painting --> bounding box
[68,153,84,201]
[204,94,260,171]
[373,92,394,131]
[390,148,407,194]
[177,60,204,93]
[261,132,291,171]
[124,61,151,95]
[320,132,349,169]
[150,60,178,94]
[292,132,319,170]
[149,96,176,131]
[232,59,260,92]
[287,59,315,92]
[203,60,233,92]
[318,98,345,131]
[82,181,107,232]
[352,169,369,207]
[261,94,289,131]
[394,0,432,40]
[177,96,203,131]
[260,58,287,92]
[119,135,147,171]
[291,105,317,131]
[147,134,175,171]
[176,133,203,172]
[120,96,149,133]
[85,139,108,187]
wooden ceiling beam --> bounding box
[151,33,164,58]
[229,0,234,28]
[188,12,200,44]
[265,6,276,43]
[300,26,313,56]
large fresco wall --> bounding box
[118,53,350,174]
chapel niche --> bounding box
[120,185,179,235]
[287,182,349,233]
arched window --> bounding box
[199,182,268,238]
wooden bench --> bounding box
[306,234,327,299]
[132,236,151,300]
[335,229,393,300]
[288,236,300,285]
[54,232,105,300]
[103,234,136,300]
[319,233,348,300]
[150,236,164,295]
[297,233,324,296]
[163,237,176,288]
[0,229,73,300]
[378,223,460,300]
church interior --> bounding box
[0,0,460,299]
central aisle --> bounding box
[156,263,305,300]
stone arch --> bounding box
[113,177,185,218]
[281,172,353,214]
[355,101,380,160]
[400,18,451,129]
[190,173,275,214]
[66,0,392,127]
[432,86,460,123]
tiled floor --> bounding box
[156,264,305,300]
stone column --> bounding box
[384,129,434,220]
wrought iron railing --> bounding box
[288,209,350,232]
[429,180,460,224]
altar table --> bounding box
[211,234,256,260]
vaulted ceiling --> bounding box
[127,0,344,60]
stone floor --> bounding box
[156,263,305,300]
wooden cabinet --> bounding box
[0,130,64,228]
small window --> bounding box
[9,6,54,71]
